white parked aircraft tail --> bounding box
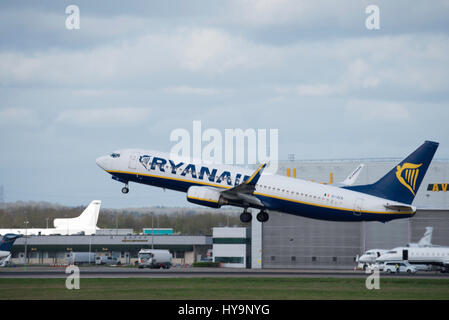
[418,227,433,247]
[408,227,434,247]
[53,200,101,230]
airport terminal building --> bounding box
[10,234,212,266]
[6,159,449,269]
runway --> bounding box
[1,266,448,279]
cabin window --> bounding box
[110,153,120,158]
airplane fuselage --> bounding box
[96,150,416,222]
[377,247,449,267]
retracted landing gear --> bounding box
[240,208,252,223]
[121,185,129,194]
[256,210,269,223]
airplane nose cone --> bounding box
[96,156,109,170]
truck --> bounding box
[66,252,96,265]
[138,249,172,269]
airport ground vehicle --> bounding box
[66,252,96,265]
[381,261,417,274]
[138,249,172,269]
[95,255,120,265]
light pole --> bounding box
[115,212,118,235]
[151,212,154,250]
[89,235,92,264]
[24,220,29,266]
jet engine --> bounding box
[186,186,226,208]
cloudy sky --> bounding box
[1,0,448,208]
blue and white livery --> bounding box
[96,141,439,223]
[0,234,22,267]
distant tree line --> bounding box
[0,204,244,235]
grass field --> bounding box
[0,277,449,300]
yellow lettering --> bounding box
[442,184,448,192]
[432,184,439,192]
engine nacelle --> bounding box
[186,186,224,208]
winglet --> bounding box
[244,163,267,186]
[342,164,365,186]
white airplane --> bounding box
[357,249,389,268]
[0,200,101,236]
[357,227,435,268]
[0,234,22,267]
[96,141,438,223]
[376,245,449,272]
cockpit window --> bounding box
[110,153,120,158]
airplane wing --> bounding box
[219,163,267,208]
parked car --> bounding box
[381,261,417,274]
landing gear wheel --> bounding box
[240,210,252,223]
[121,186,129,194]
[256,211,269,223]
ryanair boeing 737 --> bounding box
[96,141,438,223]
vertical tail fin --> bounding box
[0,234,22,252]
[53,200,101,230]
[418,227,433,247]
[76,200,101,227]
[344,141,439,204]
